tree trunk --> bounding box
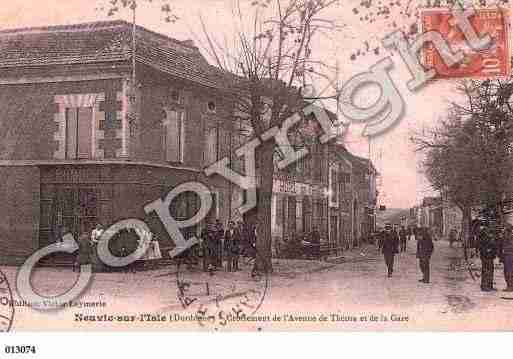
[461,206,472,253]
[254,140,274,274]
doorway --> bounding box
[40,186,103,248]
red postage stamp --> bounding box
[421,8,510,78]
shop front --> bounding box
[37,162,202,252]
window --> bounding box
[296,198,303,233]
[311,143,324,182]
[163,110,185,163]
[204,123,219,166]
[204,120,231,167]
[276,195,284,227]
[232,117,252,172]
[65,107,93,159]
[170,88,181,103]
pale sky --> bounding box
[2,0,503,209]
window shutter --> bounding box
[219,126,230,159]
[179,112,185,162]
[165,110,180,162]
[77,107,93,159]
[65,108,78,159]
[204,125,217,165]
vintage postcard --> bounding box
[1,0,513,338]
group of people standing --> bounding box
[475,222,513,292]
[75,223,104,271]
[379,224,434,283]
[200,219,257,273]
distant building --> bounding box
[441,195,462,239]
[416,197,443,237]
[342,149,378,245]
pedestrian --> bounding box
[201,221,218,272]
[399,226,407,253]
[89,223,104,270]
[309,226,321,257]
[478,223,497,292]
[200,225,211,272]
[215,219,224,267]
[449,228,457,248]
[381,223,399,278]
[499,223,513,292]
[74,233,91,272]
[417,227,434,283]
[224,221,241,272]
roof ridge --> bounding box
[0,20,231,92]
[0,19,197,50]
[0,20,129,35]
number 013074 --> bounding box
[4,345,36,354]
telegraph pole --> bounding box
[131,1,137,84]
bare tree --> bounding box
[198,0,344,272]
[97,0,179,23]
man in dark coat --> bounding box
[200,226,211,272]
[241,220,256,258]
[399,226,408,253]
[499,223,513,291]
[417,228,434,283]
[202,222,218,272]
[215,219,224,267]
[478,224,497,292]
[449,228,458,248]
[224,221,241,272]
[381,224,399,277]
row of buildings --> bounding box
[0,20,378,265]
[410,196,461,239]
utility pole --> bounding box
[131,1,137,84]
[327,143,331,246]
[228,122,233,222]
[367,135,373,238]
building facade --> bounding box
[0,20,243,264]
[270,115,331,252]
[344,150,378,245]
[0,20,378,264]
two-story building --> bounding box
[327,142,353,250]
[270,110,330,250]
[0,20,249,264]
[343,149,378,246]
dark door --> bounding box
[40,186,99,247]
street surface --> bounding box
[2,239,512,330]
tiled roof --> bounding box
[0,20,232,91]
